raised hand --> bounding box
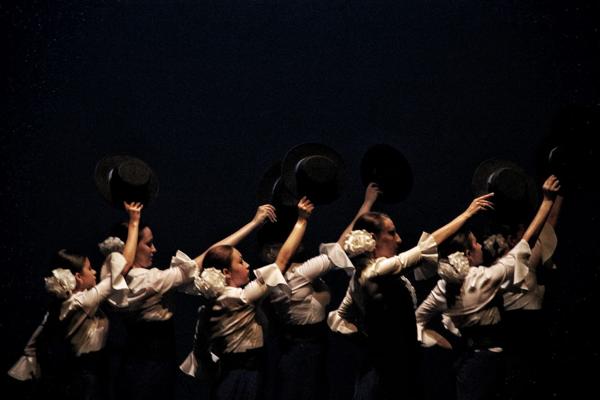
[364,182,382,205]
[124,201,143,223]
[253,204,277,224]
[542,175,561,200]
[464,193,495,218]
[297,196,315,220]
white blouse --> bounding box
[101,250,197,321]
[503,223,557,311]
[272,242,354,326]
[328,232,438,334]
[416,239,531,344]
[9,252,129,381]
[209,263,289,354]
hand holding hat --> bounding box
[95,155,159,209]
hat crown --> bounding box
[95,155,159,208]
[295,155,337,185]
[487,167,528,201]
[280,143,344,205]
[116,160,151,187]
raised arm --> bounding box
[122,201,143,275]
[522,175,561,246]
[547,194,563,228]
[431,193,495,245]
[275,197,314,272]
[194,204,277,267]
[338,183,381,245]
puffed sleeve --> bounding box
[327,281,358,334]
[100,252,132,307]
[142,250,198,295]
[531,223,557,270]
[362,232,438,282]
[489,239,531,292]
[291,243,354,283]
[239,263,290,304]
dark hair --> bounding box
[354,212,391,236]
[439,229,474,259]
[50,249,87,275]
[347,212,392,275]
[203,245,235,271]
[108,221,149,243]
[39,249,88,366]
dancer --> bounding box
[415,175,561,400]
[187,197,314,400]
[328,186,494,400]
[8,202,142,400]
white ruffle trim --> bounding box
[511,240,531,290]
[327,310,358,334]
[319,242,354,275]
[8,355,40,381]
[170,250,198,280]
[179,351,219,378]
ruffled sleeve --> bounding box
[319,242,354,275]
[100,252,131,307]
[8,355,40,381]
[362,232,438,281]
[179,351,198,377]
[495,240,531,291]
[327,282,358,334]
[170,250,198,281]
[538,223,557,268]
[7,313,48,381]
[141,250,198,295]
[241,263,290,304]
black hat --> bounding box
[360,144,413,203]
[94,155,159,208]
[281,143,345,205]
[472,158,537,224]
[257,161,298,207]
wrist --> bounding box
[296,218,308,226]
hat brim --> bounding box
[472,158,537,223]
[94,155,159,208]
[257,162,297,207]
[360,144,413,203]
[281,143,345,205]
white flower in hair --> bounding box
[194,267,227,299]
[45,268,76,299]
[343,229,376,257]
[438,251,471,283]
[98,236,125,256]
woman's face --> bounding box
[466,232,484,266]
[374,217,402,258]
[76,258,97,291]
[135,227,157,268]
[225,249,250,287]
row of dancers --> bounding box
[8,172,563,400]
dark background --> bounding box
[2,0,599,398]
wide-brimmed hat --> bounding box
[360,144,413,203]
[281,143,345,205]
[95,155,159,208]
[472,158,537,224]
[257,161,298,207]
